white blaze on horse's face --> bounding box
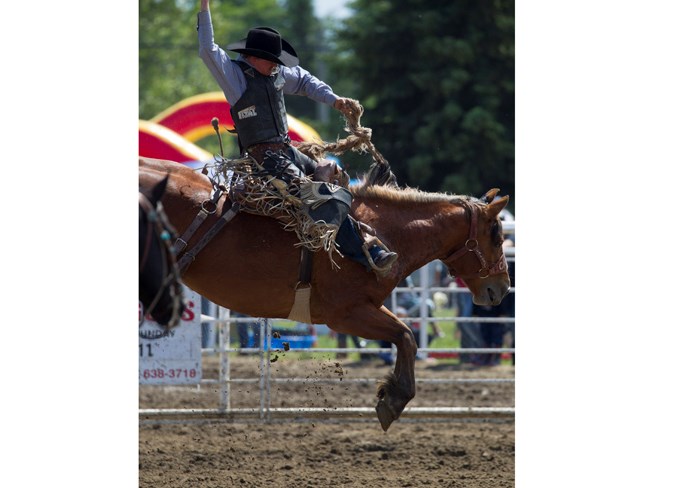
[445,192,511,306]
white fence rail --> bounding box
[140,225,516,424]
[139,275,516,424]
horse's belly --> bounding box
[180,233,301,318]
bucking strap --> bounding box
[287,286,312,324]
[299,246,312,285]
[287,246,313,324]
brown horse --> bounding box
[139,156,511,431]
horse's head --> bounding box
[442,189,511,306]
[139,176,185,328]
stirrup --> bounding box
[362,238,397,276]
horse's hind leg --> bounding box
[334,305,417,431]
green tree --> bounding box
[139,0,334,155]
[278,0,325,122]
[139,0,288,120]
[329,0,514,203]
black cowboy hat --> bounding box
[226,27,299,67]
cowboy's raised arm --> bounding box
[197,0,246,103]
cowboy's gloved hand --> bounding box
[333,97,354,117]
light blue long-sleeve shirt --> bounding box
[197,10,339,108]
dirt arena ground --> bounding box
[140,355,515,487]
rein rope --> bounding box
[295,98,390,170]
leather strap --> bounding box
[298,246,312,285]
[172,188,224,255]
[176,202,241,273]
[246,142,287,163]
[443,203,507,279]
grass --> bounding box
[225,307,514,365]
[283,308,464,363]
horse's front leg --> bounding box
[374,305,418,431]
[330,305,417,431]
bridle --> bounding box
[443,203,507,279]
[139,191,183,327]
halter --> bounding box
[443,203,507,279]
[139,192,183,327]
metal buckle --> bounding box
[465,239,479,251]
[201,200,218,215]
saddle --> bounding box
[235,150,363,323]
[226,150,352,261]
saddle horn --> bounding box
[211,117,225,159]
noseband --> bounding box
[443,203,507,279]
[139,192,183,326]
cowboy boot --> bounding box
[336,217,398,276]
[370,246,398,270]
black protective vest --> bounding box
[230,61,289,150]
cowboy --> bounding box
[197,0,397,274]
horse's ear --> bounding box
[150,176,169,205]
[481,188,501,203]
[364,161,399,188]
[487,195,509,218]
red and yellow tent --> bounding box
[139,92,323,163]
[138,120,213,162]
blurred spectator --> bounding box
[456,277,484,365]
[405,295,443,349]
[433,259,452,287]
[378,275,443,364]
[432,259,452,308]
[498,208,515,365]
[472,301,504,366]
[201,297,217,349]
[336,333,367,360]
[470,213,515,366]
[388,276,418,311]
[233,311,260,353]
[378,277,417,365]
[501,236,515,365]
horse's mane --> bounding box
[350,181,472,206]
[350,164,475,208]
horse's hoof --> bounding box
[375,399,397,432]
